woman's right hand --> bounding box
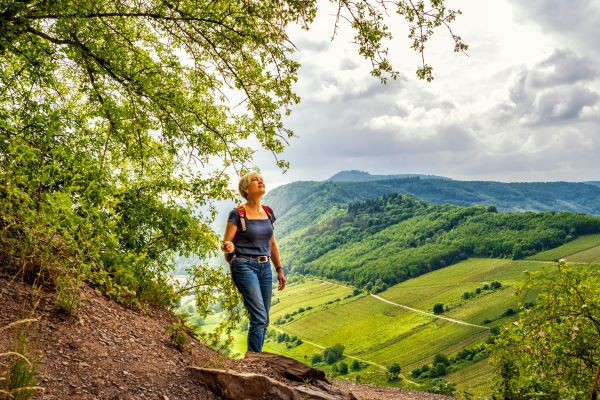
[221,240,235,253]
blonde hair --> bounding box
[238,170,262,199]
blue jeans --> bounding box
[230,257,272,352]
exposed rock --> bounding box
[244,351,327,384]
[188,366,357,400]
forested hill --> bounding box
[278,193,600,292]
[265,177,600,238]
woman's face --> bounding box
[246,175,265,198]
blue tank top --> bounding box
[228,208,276,256]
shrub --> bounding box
[323,344,345,364]
[338,362,349,375]
[165,321,189,351]
[53,273,81,315]
[387,363,401,381]
[433,353,450,366]
[502,308,516,317]
[277,333,288,343]
[490,262,600,399]
[433,303,444,314]
[423,378,456,396]
[429,363,447,378]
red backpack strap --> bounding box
[226,205,246,264]
[237,204,247,232]
[262,205,274,227]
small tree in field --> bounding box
[433,303,444,314]
[490,262,600,400]
[338,362,349,375]
[387,363,401,381]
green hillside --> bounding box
[265,177,600,238]
[526,233,600,261]
[270,279,355,321]
[280,193,600,291]
[446,360,494,398]
[194,239,600,397]
[270,258,554,369]
[257,256,598,398]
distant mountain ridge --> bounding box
[265,177,600,238]
[327,170,449,182]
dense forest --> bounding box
[277,193,600,292]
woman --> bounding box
[221,171,286,353]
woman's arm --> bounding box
[222,222,237,254]
[270,235,286,291]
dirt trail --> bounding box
[1,274,455,399]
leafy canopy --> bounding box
[0,0,465,342]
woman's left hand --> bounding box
[277,270,286,291]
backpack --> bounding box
[225,204,274,263]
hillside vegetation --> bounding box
[265,177,600,238]
[526,233,600,261]
[278,193,600,291]
[260,248,600,398]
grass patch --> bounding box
[270,278,355,321]
[526,233,600,261]
[564,245,600,263]
[447,359,494,399]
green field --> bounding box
[263,259,522,370]
[245,256,594,398]
[566,244,600,263]
[380,258,550,311]
[447,359,495,399]
[526,233,600,261]
[270,278,355,321]
[189,243,600,398]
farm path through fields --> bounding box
[306,277,490,329]
[270,325,387,370]
[270,324,421,385]
[371,294,490,330]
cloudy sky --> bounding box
[249,0,600,190]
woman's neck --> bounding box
[245,197,261,212]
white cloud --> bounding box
[246,0,600,187]
[509,0,600,57]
